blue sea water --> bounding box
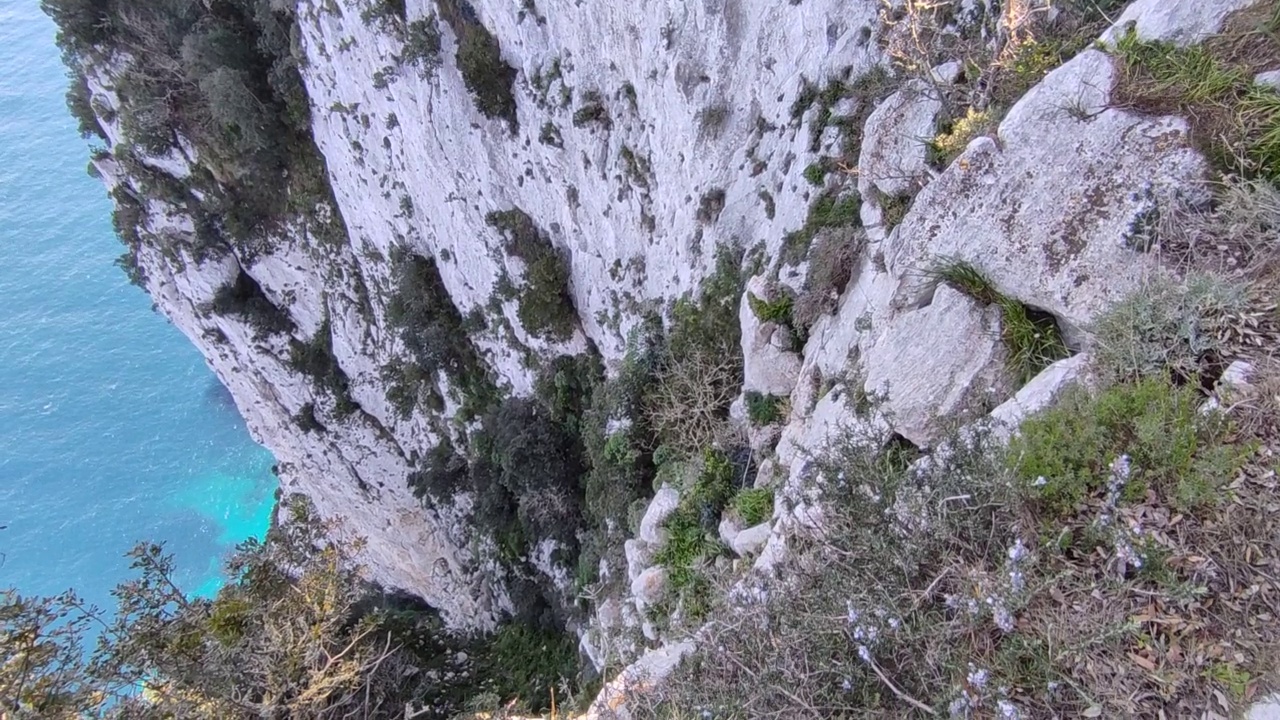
[0,1,277,609]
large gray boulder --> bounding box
[1102,0,1258,46]
[858,80,942,199]
[863,285,1009,447]
[883,49,1205,347]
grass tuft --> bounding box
[930,258,1069,383]
[732,487,774,526]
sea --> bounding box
[0,0,278,611]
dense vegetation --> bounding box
[43,0,346,266]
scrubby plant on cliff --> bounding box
[289,316,359,418]
[0,496,476,719]
[209,268,295,340]
[386,247,497,419]
[930,257,1069,383]
[486,209,578,342]
[435,0,517,129]
[44,0,351,263]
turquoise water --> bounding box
[0,1,277,608]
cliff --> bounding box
[47,0,1280,714]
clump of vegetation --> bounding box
[793,228,862,333]
[0,496,487,718]
[803,160,830,186]
[441,0,518,129]
[44,0,352,264]
[1112,15,1280,180]
[744,391,784,426]
[697,102,730,139]
[758,189,776,220]
[928,107,996,168]
[400,15,442,75]
[1011,375,1249,515]
[746,290,792,324]
[648,249,747,453]
[572,91,611,129]
[732,486,774,526]
[289,317,359,418]
[696,188,727,224]
[653,450,736,613]
[930,257,1069,383]
[538,121,563,148]
[486,209,578,342]
[620,145,651,188]
[780,190,861,266]
[209,268,295,340]
[1092,273,1252,386]
[386,247,497,420]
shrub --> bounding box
[289,318,359,418]
[1009,376,1248,515]
[474,624,579,712]
[744,391,784,426]
[401,16,442,74]
[386,248,497,418]
[538,121,563,148]
[1092,273,1251,385]
[572,93,611,129]
[209,269,295,340]
[780,190,861,266]
[803,161,828,186]
[793,228,861,333]
[928,108,997,168]
[647,351,740,454]
[653,450,735,596]
[456,22,518,128]
[732,487,774,525]
[486,209,578,341]
[696,188,726,223]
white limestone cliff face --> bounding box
[79,1,1269,695]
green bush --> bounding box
[1009,375,1249,515]
[401,16,442,73]
[746,291,792,324]
[289,318,358,418]
[780,190,861,266]
[210,269,295,340]
[744,391,784,426]
[456,23,518,128]
[487,209,578,341]
[475,624,579,712]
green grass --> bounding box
[803,161,828,186]
[732,487,774,526]
[744,391,784,426]
[930,258,1069,383]
[928,108,996,168]
[654,450,735,594]
[745,291,792,324]
[1009,375,1249,516]
[1112,27,1280,180]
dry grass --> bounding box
[646,352,741,455]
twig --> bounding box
[866,657,936,715]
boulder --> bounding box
[883,50,1205,347]
[624,539,651,583]
[740,275,804,396]
[637,486,680,545]
[631,566,668,610]
[1258,70,1280,92]
[989,353,1090,436]
[587,641,696,720]
[718,515,744,547]
[863,285,1009,447]
[732,522,772,556]
[1101,0,1257,47]
[857,79,942,199]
